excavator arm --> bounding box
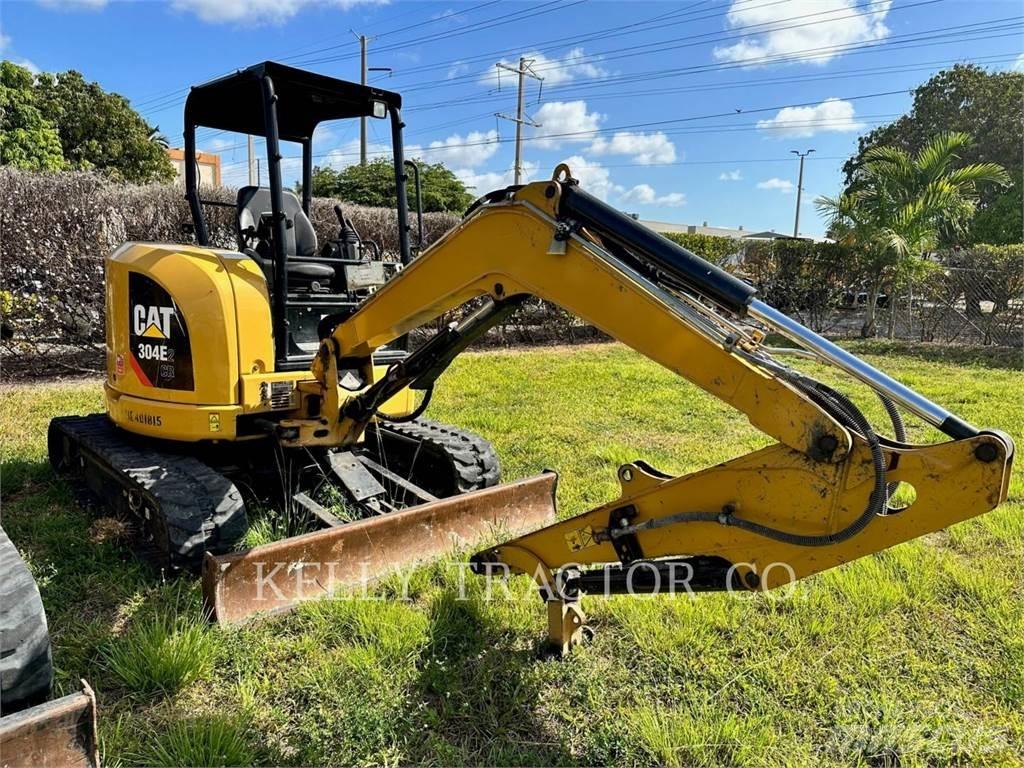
[279,167,1012,651]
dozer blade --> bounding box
[202,473,558,624]
[0,682,99,768]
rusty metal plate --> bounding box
[202,473,558,625]
[0,682,99,768]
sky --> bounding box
[2,0,1022,236]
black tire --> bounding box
[0,526,53,713]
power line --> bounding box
[276,0,505,64]
[404,47,1020,113]
[192,43,1018,161]
[131,0,547,118]
[403,0,1019,98]
[407,0,909,92]
[212,117,891,168]
[215,87,910,171]
[399,19,1022,114]
[291,0,588,68]
[365,0,756,83]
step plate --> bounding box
[202,473,558,624]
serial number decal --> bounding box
[126,409,162,427]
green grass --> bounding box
[101,609,219,696]
[2,341,1022,766]
[127,716,257,767]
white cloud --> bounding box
[487,47,608,87]
[208,137,237,152]
[757,178,795,193]
[37,0,108,8]
[1013,53,1024,72]
[555,156,623,201]
[169,0,383,24]
[319,138,392,171]
[413,129,499,168]
[0,33,40,73]
[621,184,656,204]
[454,161,538,193]
[446,61,469,80]
[657,192,687,207]
[719,169,743,181]
[431,7,466,26]
[590,131,676,165]
[528,101,604,148]
[621,184,686,207]
[756,98,863,138]
[713,0,891,66]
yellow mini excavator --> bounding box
[44,62,1013,653]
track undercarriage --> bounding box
[48,414,503,574]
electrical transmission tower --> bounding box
[495,57,543,185]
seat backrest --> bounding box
[236,186,318,257]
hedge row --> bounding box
[2,169,1021,376]
[0,169,458,367]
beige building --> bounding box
[166,148,222,188]
[637,218,805,241]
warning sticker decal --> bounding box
[128,272,194,390]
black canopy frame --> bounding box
[182,61,411,366]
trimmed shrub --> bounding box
[0,168,457,371]
[2,169,1020,376]
[660,231,739,264]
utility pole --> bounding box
[495,57,543,185]
[360,34,368,166]
[791,148,814,237]
[247,134,257,186]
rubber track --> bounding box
[49,414,248,573]
[366,418,501,495]
[0,526,53,713]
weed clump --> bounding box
[129,716,255,767]
[102,612,217,696]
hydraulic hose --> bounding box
[375,385,433,423]
[877,393,906,505]
[878,393,907,442]
[611,376,889,548]
[724,377,888,546]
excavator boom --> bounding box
[205,167,1013,648]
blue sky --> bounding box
[3,0,1022,235]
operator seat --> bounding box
[236,186,335,282]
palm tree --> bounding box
[147,126,169,149]
[817,132,1008,337]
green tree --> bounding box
[818,132,1009,337]
[970,182,1022,245]
[0,61,66,171]
[842,64,1023,244]
[309,157,473,212]
[33,69,174,183]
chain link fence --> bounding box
[810,254,1024,347]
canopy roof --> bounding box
[184,61,401,143]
